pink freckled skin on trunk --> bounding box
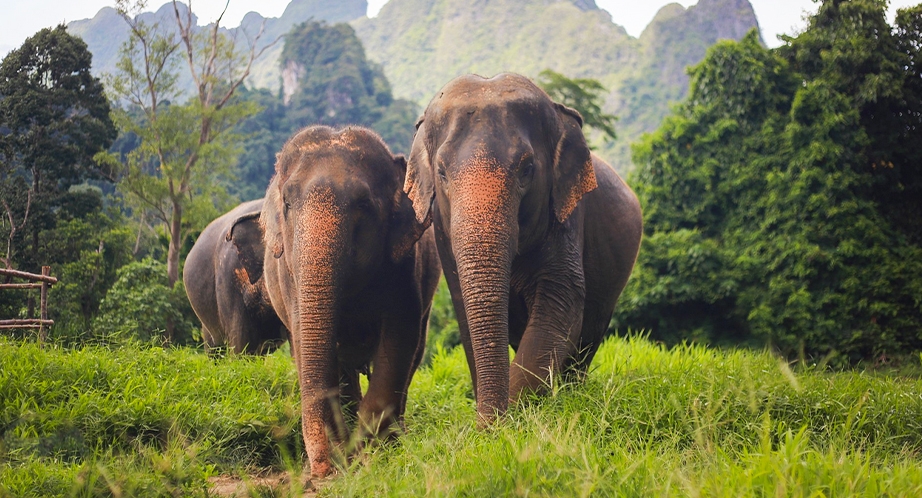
[449,149,518,425]
[294,186,343,478]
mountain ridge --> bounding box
[65,0,761,171]
[351,0,761,171]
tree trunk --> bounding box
[164,201,183,344]
[167,202,182,288]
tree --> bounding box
[0,25,116,269]
[778,0,922,245]
[618,2,922,364]
[537,69,617,143]
[99,1,273,342]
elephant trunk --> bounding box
[451,164,518,426]
[293,187,345,477]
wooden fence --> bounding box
[0,266,57,343]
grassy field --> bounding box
[3,335,922,496]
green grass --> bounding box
[3,336,922,496]
[0,339,303,497]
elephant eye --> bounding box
[437,167,448,183]
[519,163,535,180]
[283,200,291,215]
[356,198,373,212]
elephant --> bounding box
[405,73,643,426]
[243,125,441,477]
[183,198,288,354]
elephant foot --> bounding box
[308,458,334,478]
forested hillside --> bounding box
[617,2,922,363]
[352,0,761,171]
[67,0,761,173]
[231,21,418,200]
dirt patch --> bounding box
[208,471,326,497]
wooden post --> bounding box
[39,266,50,345]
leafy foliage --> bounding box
[537,69,617,143]
[0,25,116,268]
[43,191,134,336]
[619,2,922,363]
[93,257,196,344]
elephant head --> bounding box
[253,126,425,477]
[225,210,265,286]
[405,73,597,425]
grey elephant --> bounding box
[184,198,288,354]
[405,73,643,425]
[239,126,441,477]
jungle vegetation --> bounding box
[615,1,922,364]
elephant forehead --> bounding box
[435,91,543,119]
[439,73,539,100]
[295,133,361,153]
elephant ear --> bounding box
[389,155,429,262]
[225,212,265,285]
[552,103,598,223]
[264,181,285,259]
[405,117,435,226]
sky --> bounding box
[1,0,919,56]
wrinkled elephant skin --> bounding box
[249,126,440,477]
[184,199,288,354]
[406,73,643,425]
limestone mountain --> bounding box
[66,0,761,171]
[351,0,762,171]
[66,0,367,90]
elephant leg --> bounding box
[509,276,585,401]
[201,326,223,356]
[402,306,430,419]
[340,368,363,427]
[359,312,422,439]
[564,299,616,380]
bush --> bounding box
[93,258,197,345]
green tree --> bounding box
[537,69,617,143]
[45,190,135,341]
[778,0,922,245]
[99,1,272,341]
[619,1,922,363]
[0,25,116,269]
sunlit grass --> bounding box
[326,338,922,496]
[3,336,922,496]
